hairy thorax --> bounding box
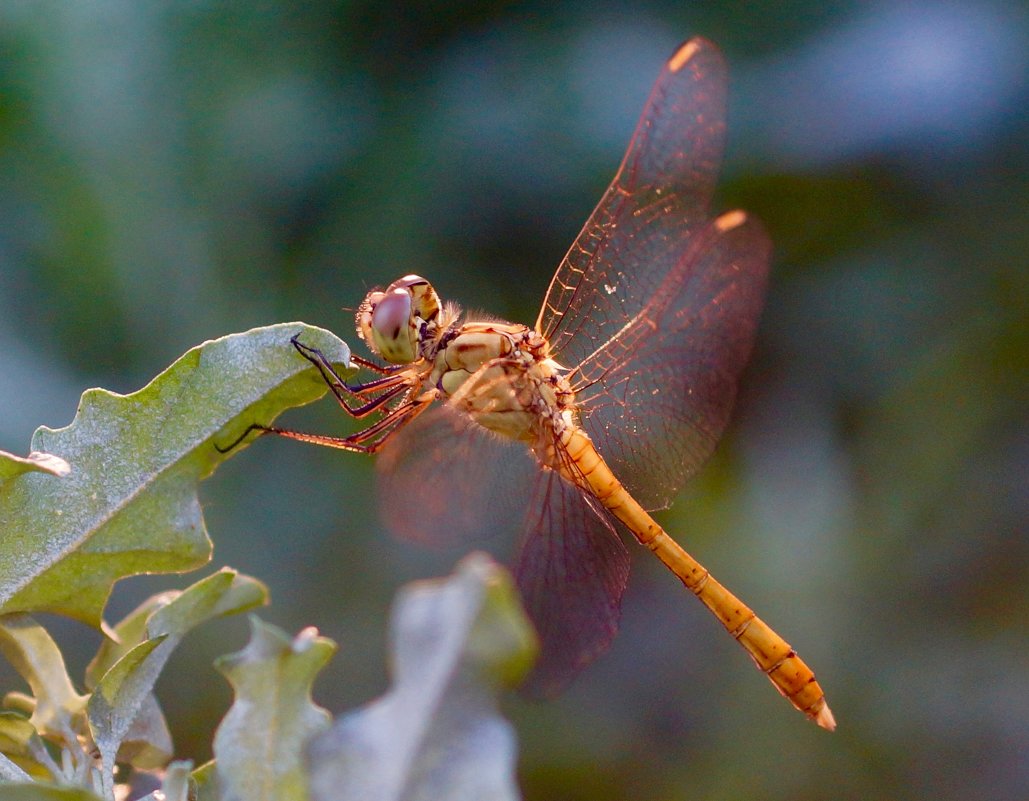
[427,320,577,448]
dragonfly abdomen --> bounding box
[557,427,836,730]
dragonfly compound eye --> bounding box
[369,288,417,364]
[391,274,441,324]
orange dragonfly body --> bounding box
[239,38,834,730]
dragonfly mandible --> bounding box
[229,38,834,730]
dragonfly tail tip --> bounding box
[813,701,837,732]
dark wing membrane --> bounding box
[516,466,630,696]
[536,38,728,367]
[574,213,771,510]
[376,405,535,548]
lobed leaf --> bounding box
[87,569,267,794]
[213,618,336,801]
[307,552,537,801]
[0,323,349,626]
[0,615,87,741]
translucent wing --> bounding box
[375,405,534,547]
[536,38,770,509]
[573,213,771,509]
[515,466,630,696]
[377,388,630,695]
[536,38,728,364]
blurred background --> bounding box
[1,1,1026,799]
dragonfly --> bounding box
[228,37,834,730]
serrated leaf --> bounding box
[0,785,104,800]
[0,323,351,626]
[0,451,71,482]
[88,569,267,793]
[0,615,87,740]
[84,588,179,770]
[307,552,537,801]
[213,619,335,801]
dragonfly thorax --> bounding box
[432,320,576,447]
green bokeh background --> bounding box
[1,2,1025,799]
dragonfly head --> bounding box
[356,274,442,364]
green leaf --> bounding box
[87,570,267,791]
[147,570,267,641]
[0,751,34,782]
[213,618,335,801]
[87,636,165,779]
[307,552,537,801]
[83,594,175,691]
[111,693,172,771]
[139,759,193,801]
[190,760,223,801]
[0,615,87,741]
[0,785,104,800]
[0,323,350,626]
[0,712,37,757]
[0,451,71,483]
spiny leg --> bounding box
[329,380,413,419]
[292,333,406,382]
[216,395,433,455]
[291,334,416,416]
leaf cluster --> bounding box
[0,325,536,801]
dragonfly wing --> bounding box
[515,466,630,696]
[376,404,535,547]
[536,38,728,365]
[574,212,771,509]
[535,37,770,509]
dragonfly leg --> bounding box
[337,395,431,448]
[217,394,434,455]
[292,333,404,377]
[326,380,413,420]
[291,334,416,416]
[215,423,274,454]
